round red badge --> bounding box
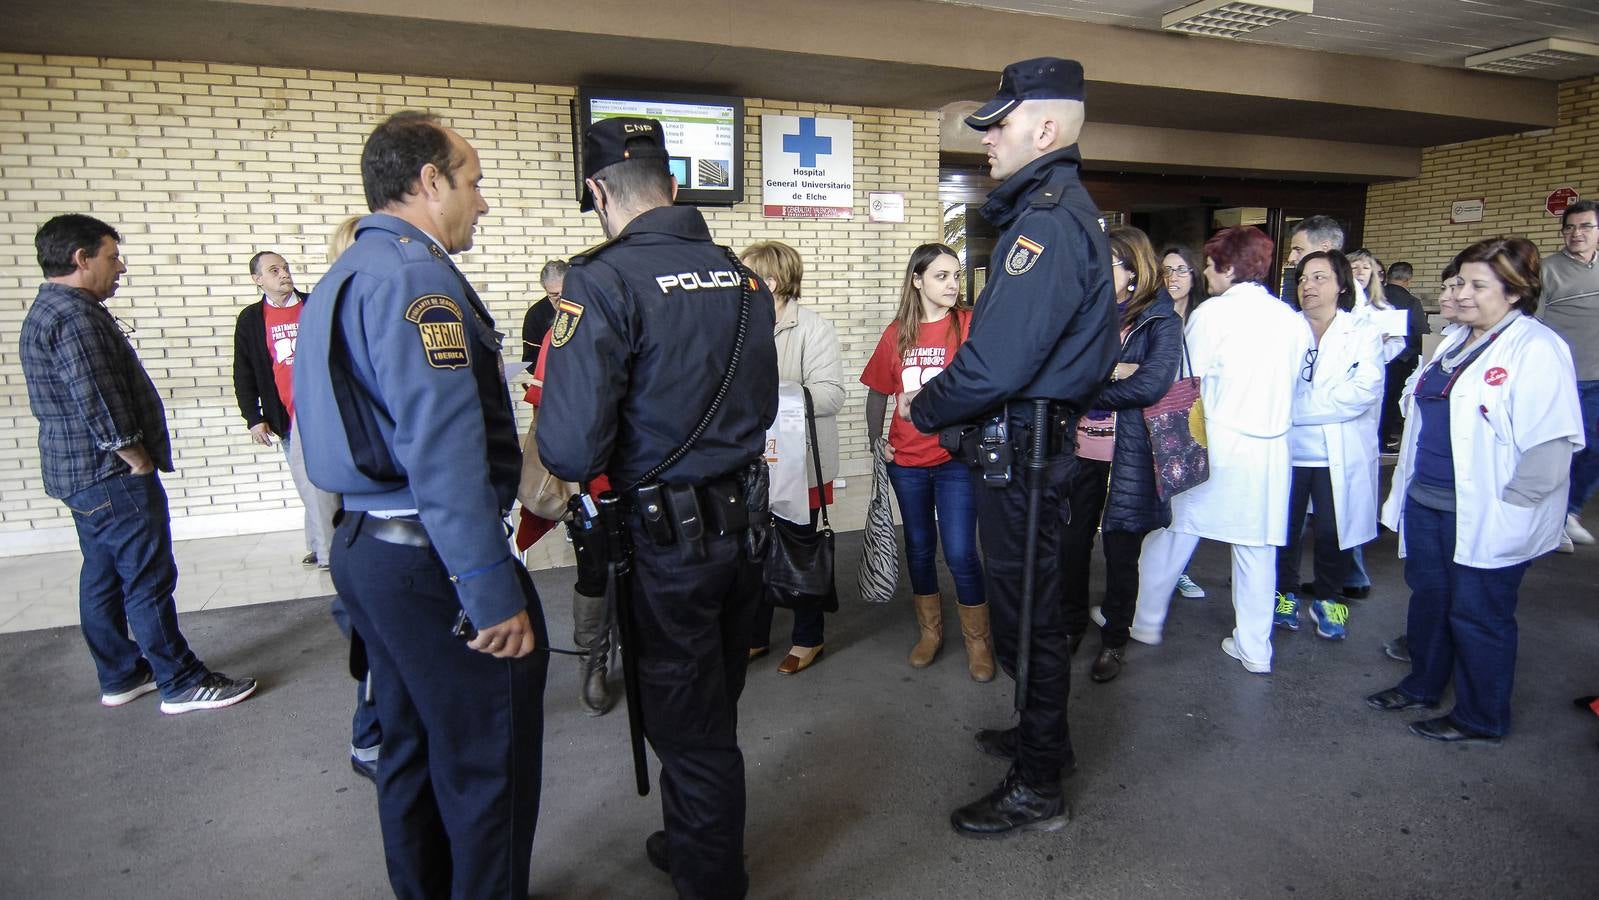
[1484,367,1508,386]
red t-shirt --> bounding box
[860,312,969,468]
[262,298,303,418]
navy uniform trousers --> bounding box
[971,453,1077,786]
[331,513,548,900]
[626,520,761,900]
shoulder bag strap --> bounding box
[802,386,831,531]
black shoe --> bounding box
[350,756,378,783]
[950,771,1069,838]
[1067,632,1084,657]
[1342,585,1371,600]
[1366,688,1437,711]
[975,726,1017,761]
[1384,634,1410,663]
[1090,646,1123,683]
[1573,695,1599,711]
[1409,715,1502,745]
[644,830,670,874]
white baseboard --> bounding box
[0,507,306,558]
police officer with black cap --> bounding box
[910,57,1119,837]
[293,110,548,898]
[538,116,777,899]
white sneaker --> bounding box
[1221,636,1271,674]
[1090,606,1107,628]
[1557,533,1576,554]
[1567,514,1595,545]
[1128,625,1163,646]
[1175,574,1206,599]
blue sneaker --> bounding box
[1310,599,1348,640]
[1273,592,1300,631]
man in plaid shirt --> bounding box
[20,214,256,715]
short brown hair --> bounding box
[1455,237,1541,315]
[741,240,803,302]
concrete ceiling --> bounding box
[933,0,1599,78]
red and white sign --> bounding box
[1546,187,1580,217]
[1485,367,1508,386]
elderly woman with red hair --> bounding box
[1131,226,1314,674]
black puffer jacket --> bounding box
[1094,290,1183,533]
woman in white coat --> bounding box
[1133,226,1313,674]
[1367,237,1584,743]
[1273,250,1384,641]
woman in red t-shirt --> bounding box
[861,243,990,681]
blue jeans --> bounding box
[63,472,206,698]
[1568,380,1599,516]
[886,459,984,606]
[1398,498,1529,737]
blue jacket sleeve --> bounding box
[538,260,634,483]
[910,213,1081,430]
[361,262,525,629]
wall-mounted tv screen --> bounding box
[574,87,744,208]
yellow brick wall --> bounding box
[0,53,940,539]
[1364,75,1599,300]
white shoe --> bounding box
[1221,637,1271,674]
[1556,533,1576,554]
[1128,624,1163,646]
[1090,606,1106,628]
[1175,574,1206,599]
[1566,514,1595,545]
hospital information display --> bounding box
[587,95,740,201]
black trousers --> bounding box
[1381,357,1418,442]
[1059,457,1148,649]
[1276,466,1352,600]
[627,521,761,900]
[971,456,1076,787]
[331,514,548,900]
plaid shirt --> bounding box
[20,282,173,499]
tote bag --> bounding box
[1142,336,1209,501]
[857,438,900,604]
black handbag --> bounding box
[764,387,838,612]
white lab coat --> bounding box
[1380,314,1585,568]
[1170,281,1313,546]
[1351,285,1408,364]
[1290,310,1385,549]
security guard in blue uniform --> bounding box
[911,58,1119,838]
[538,117,777,900]
[293,111,548,900]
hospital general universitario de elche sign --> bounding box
[762,114,855,219]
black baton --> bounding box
[1014,399,1051,713]
[599,492,651,797]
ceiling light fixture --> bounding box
[1161,0,1314,39]
[1465,38,1599,75]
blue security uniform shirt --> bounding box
[911,146,1119,431]
[538,205,778,486]
[292,213,525,629]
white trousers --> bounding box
[1134,528,1277,669]
[285,416,341,561]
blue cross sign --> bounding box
[782,118,833,168]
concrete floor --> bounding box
[1,529,1597,899]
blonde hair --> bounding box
[1348,248,1389,309]
[740,240,803,303]
[327,215,361,263]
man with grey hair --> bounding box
[1283,215,1346,306]
[521,258,567,373]
[911,56,1118,838]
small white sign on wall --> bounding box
[868,192,905,223]
[1450,198,1485,224]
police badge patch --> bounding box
[404,294,469,369]
[1005,235,1045,275]
[550,300,585,348]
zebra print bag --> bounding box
[857,439,900,604]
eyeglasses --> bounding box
[112,315,136,338]
[1111,258,1129,270]
[1561,223,1597,234]
[1301,348,1318,383]
[1161,265,1193,277]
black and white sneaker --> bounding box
[159,672,258,715]
[101,671,158,707]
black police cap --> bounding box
[580,116,671,211]
[965,57,1085,130]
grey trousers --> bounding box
[284,417,340,560]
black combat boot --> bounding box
[950,768,1070,837]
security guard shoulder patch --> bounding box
[1005,235,1045,276]
[550,300,585,348]
[404,294,469,369]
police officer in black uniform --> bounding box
[293,111,548,899]
[911,58,1119,837]
[538,117,777,899]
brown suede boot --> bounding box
[956,603,996,682]
[909,593,943,667]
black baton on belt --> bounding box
[598,491,651,796]
[1014,398,1052,713]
